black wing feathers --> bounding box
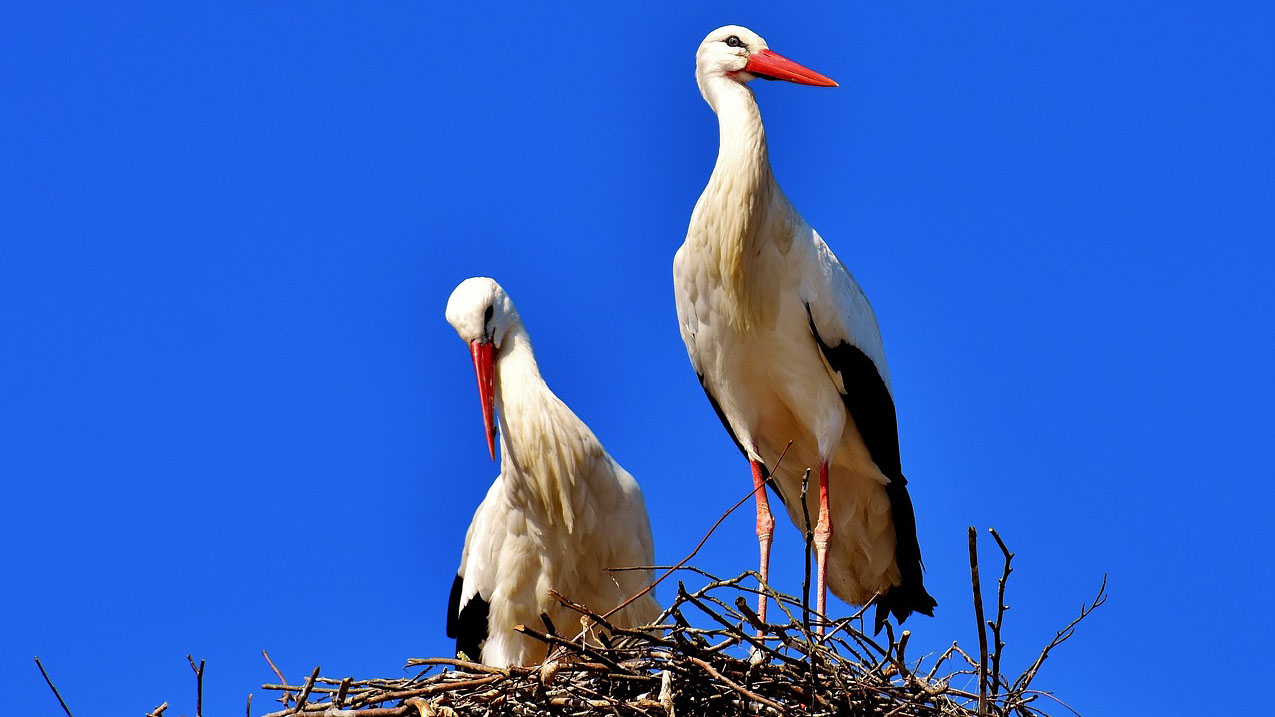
[446,573,489,662]
[805,305,936,631]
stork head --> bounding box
[445,277,520,460]
[695,25,837,101]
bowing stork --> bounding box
[672,26,936,633]
[444,277,660,667]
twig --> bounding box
[659,669,676,717]
[34,656,73,717]
[292,665,321,714]
[539,610,558,636]
[677,584,804,668]
[335,677,351,707]
[895,629,912,680]
[1013,576,1108,694]
[187,655,205,717]
[800,468,813,634]
[989,527,1014,699]
[404,657,509,675]
[968,527,988,716]
[686,656,788,715]
[514,623,638,675]
[262,649,292,707]
[799,468,816,709]
[1018,690,1083,717]
[147,702,168,717]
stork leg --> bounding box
[814,459,832,635]
[750,459,774,627]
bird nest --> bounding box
[241,528,1104,717]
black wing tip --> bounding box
[446,573,490,661]
[873,582,938,634]
[445,574,463,638]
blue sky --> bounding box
[2,2,1272,715]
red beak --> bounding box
[469,340,496,460]
[744,49,838,87]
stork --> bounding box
[444,277,661,667]
[672,26,936,633]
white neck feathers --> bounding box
[493,325,598,533]
[688,77,795,330]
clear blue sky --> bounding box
[3,3,1272,715]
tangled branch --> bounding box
[249,531,1105,717]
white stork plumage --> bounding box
[444,277,660,667]
[673,26,936,633]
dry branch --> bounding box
[188,654,205,717]
[968,527,989,715]
[988,528,1014,701]
[34,656,73,717]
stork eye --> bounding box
[725,36,745,49]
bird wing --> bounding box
[799,230,892,399]
[799,229,898,475]
[672,245,707,379]
[447,478,502,661]
[798,229,935,627]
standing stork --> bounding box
[673,26,936,633]
[444,277,660,667]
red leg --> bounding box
[750,459,774,627]
[814,459,832,635]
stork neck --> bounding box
[691,78,790,330]
[492,323,544,423]
[705,80,774,201]
[492,324,593,533]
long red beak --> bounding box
[469,340,496,460]
[744,49,838,87]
